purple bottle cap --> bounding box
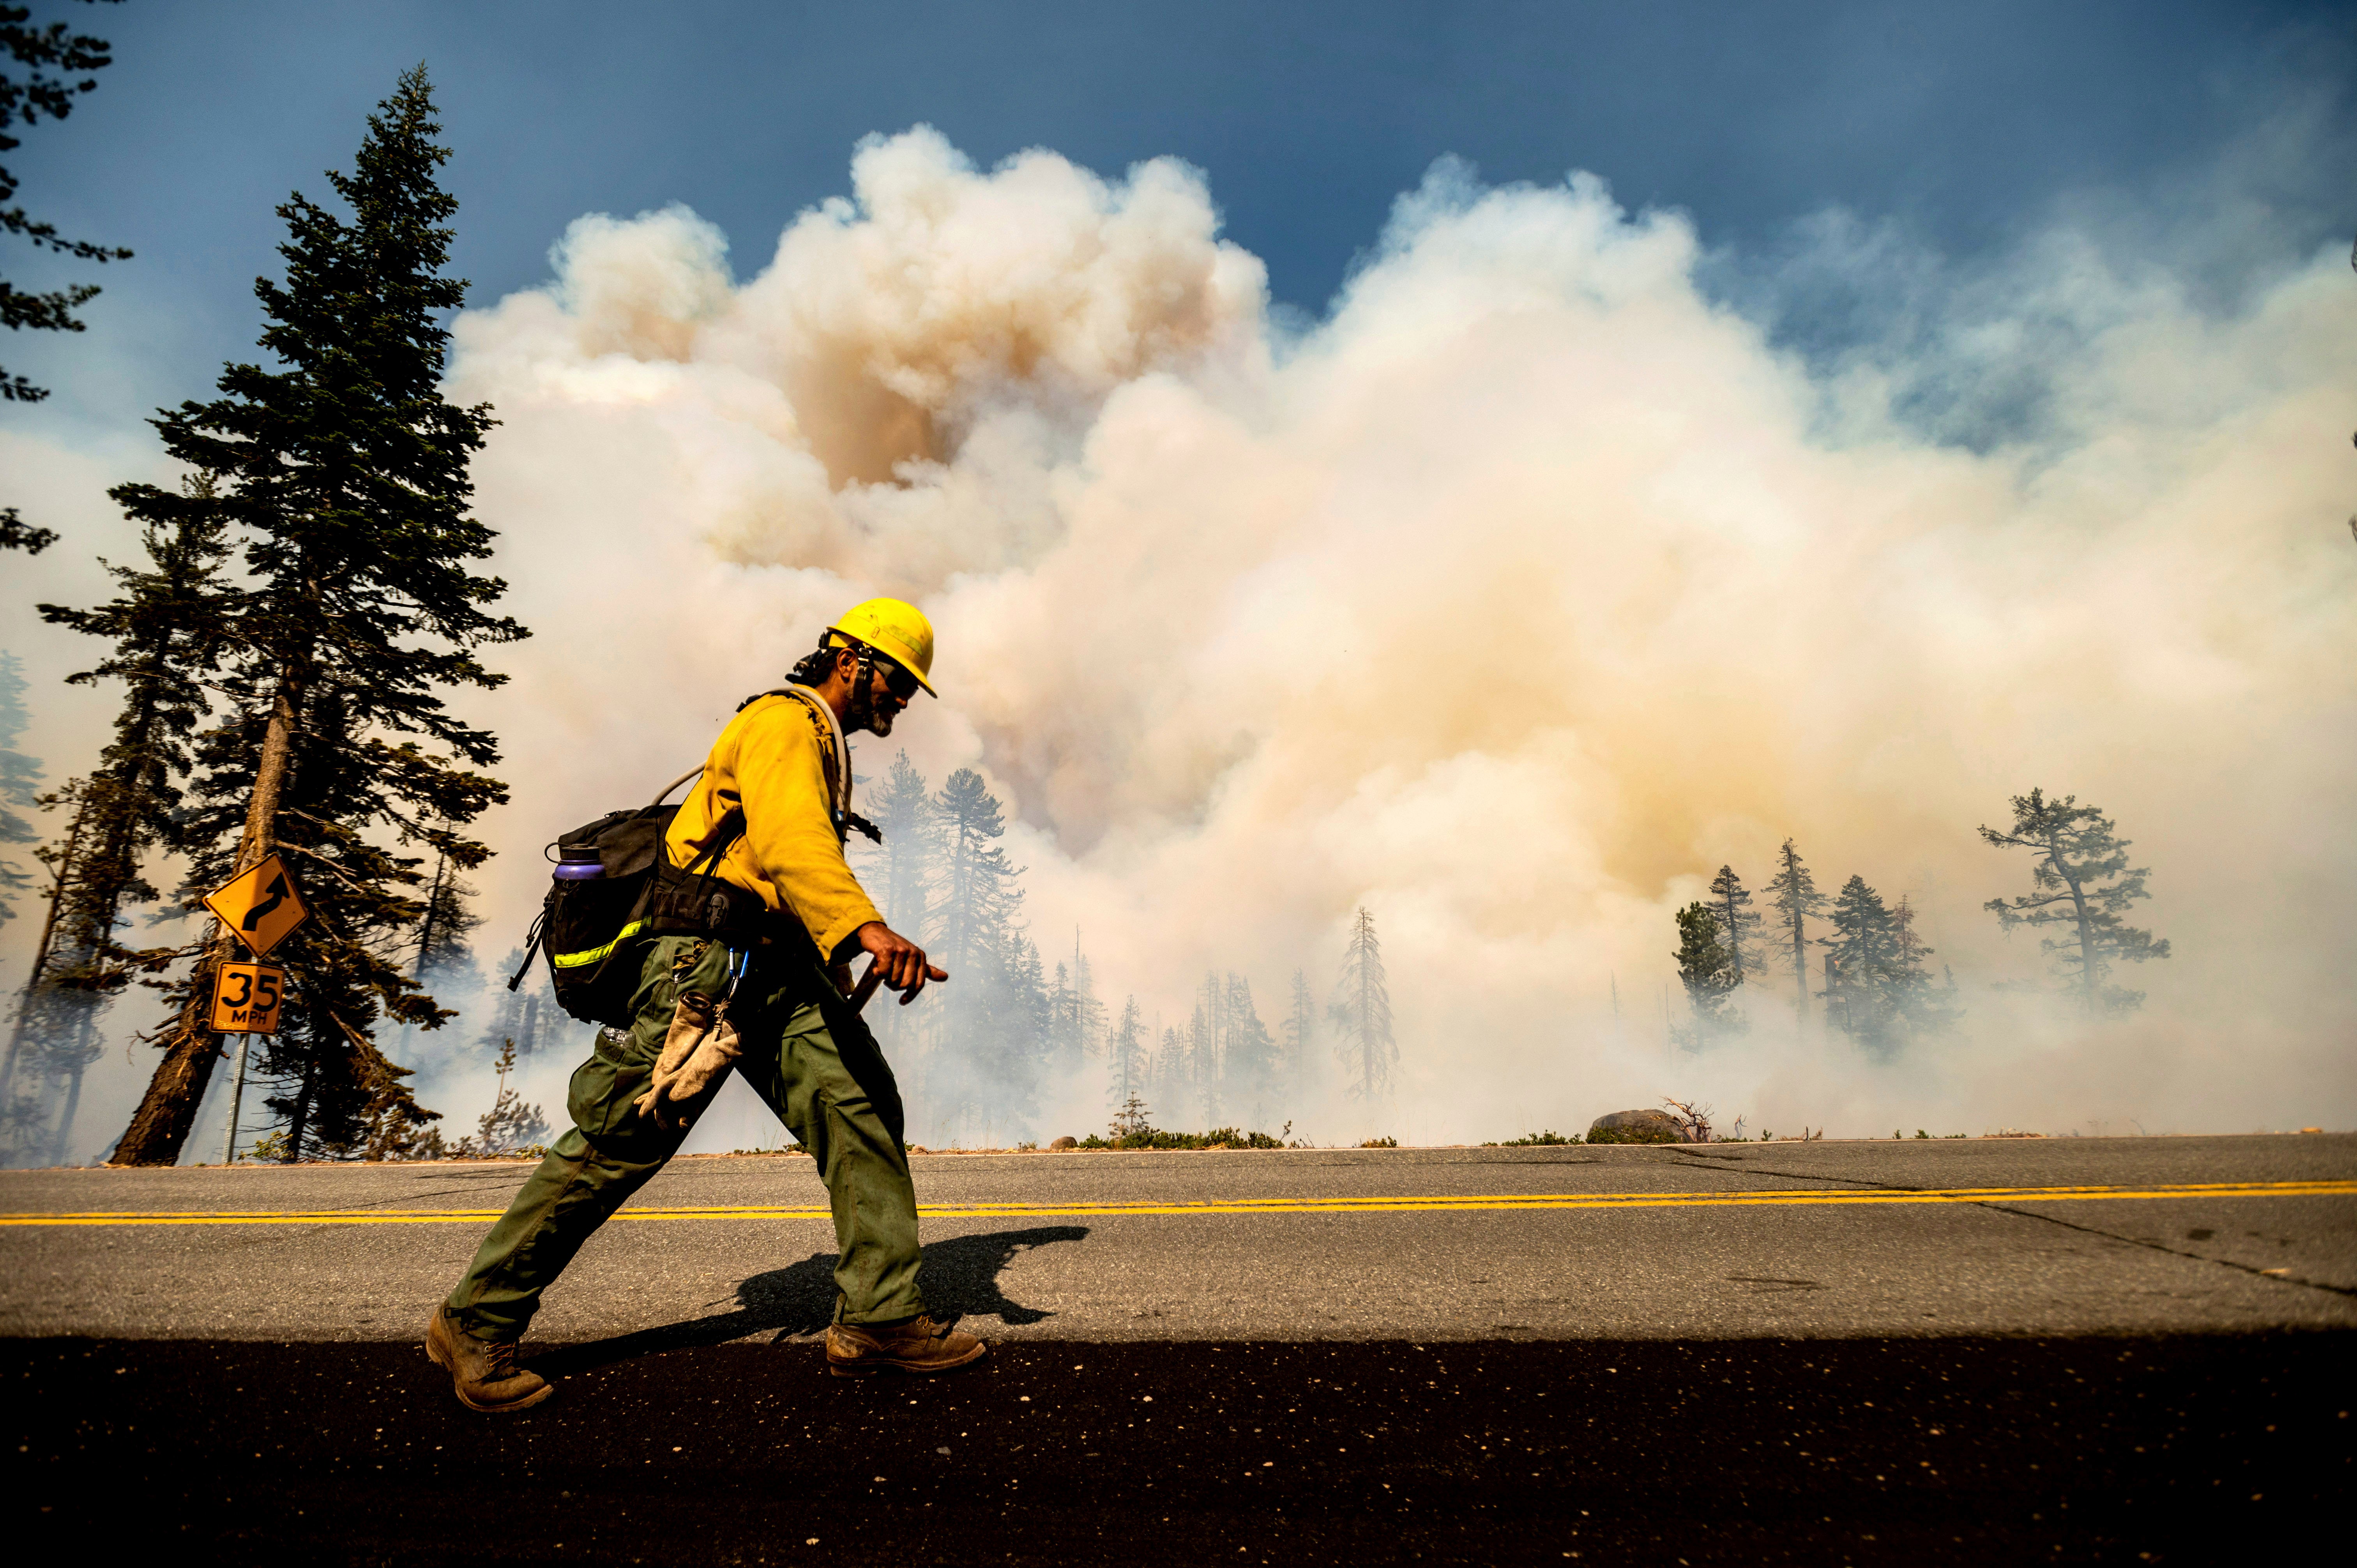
[553,858,604,880]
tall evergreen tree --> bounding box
[1329,906,1396,1102]
[102,68,520,1164]
[1222,972,1276,1122]
[1706,864,1763,985]
[1671,901,1741,1049]
[926,767,1040,1140]
[931,769,1018,981]
[1818,875,1899,1052]
[1045,932,1104,1084]
[0,650,36,927]
[851,750,936,1102]
[1152,1022,1182,1112]
[3,0,134,551]
[1283,968,1316,1100]
[0,775,83,1162]
[1887,895,1961,1040]
[1762,838,1827,1023]
[1185,987,1217,1125]
[472,946,558,1061]
[4,495,234,1164]
[1816,875,1956,1056]
[409,836,483,986]
[1980,788,2169,1015]
[1107,994,1145,1111]
[860,749,937,935]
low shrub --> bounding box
[1074,1126,1292,1151]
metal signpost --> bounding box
[200,855,309,1162]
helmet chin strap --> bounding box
[846,642,879,735]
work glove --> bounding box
[633,989,744,1132]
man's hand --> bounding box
[854,921,949,1004]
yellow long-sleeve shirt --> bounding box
[663,690,881,960]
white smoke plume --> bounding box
[27,124,2341,1157]
[421,125,2356,1149]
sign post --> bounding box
[201,856,309,1161]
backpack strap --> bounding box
[735,685,878,843]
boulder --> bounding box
[1587,1109,1683,1144]
[1048,1135,1080,1151]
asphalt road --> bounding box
[5,1136,2352,1563]
[3,1136,2352,1342]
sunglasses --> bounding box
[877,661,921,701]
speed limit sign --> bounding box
[210,962,286,1034]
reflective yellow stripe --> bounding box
[2,1179,2349,1227]
[550,920,646,970]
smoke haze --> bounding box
[15,124,2355,1154]
[420,125,2355,1150]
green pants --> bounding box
[445,934,925,1341]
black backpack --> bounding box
[507,688,863,1027]
[506,770,750,1027]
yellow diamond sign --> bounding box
[203,853,309,959]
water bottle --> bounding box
[553,851,604,881]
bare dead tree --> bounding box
[1660,1096,1716,1143]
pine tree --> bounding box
[103,69,522,1164]
[927,767,1040,1139]
[1222,973,1275,1121]
[473,958,525,1059]
[1186,987,1217,1125]
[1762,838,1827,1023]
[1813,882,1958,1056]
[1980,788,2170,1015]
[1706,865,1763,985]
[1044,932,1106,1082]
[0,775,81,1163]
[1887,895,1961,1040]
[1107,994,1146,1111]
[852,750,937,1100]
[932,769,1019,979]
[1819,875,1887,1039]
[1329,906,1396,1101]
[440,1038,549,1158]
[860,750,938,935]
[1283,969,1316,1099]
[410,837,484,987]
[5,496,235,1163]
[1671,901,1741,1049]
[1073,941,1103,1059]
[0,649,38,929]
[3,0,134,553]
[1153,1022,1183,1112]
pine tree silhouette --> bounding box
[1330,906,1396,1101]
[104,69,519,1164]
[1762,838,1827,1023]
[1981,788,2169,1015]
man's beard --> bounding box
[861,706,897,738]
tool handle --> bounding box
[849,962,887,1013]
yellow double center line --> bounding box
[1,1179,2349,1228]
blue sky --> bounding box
[4,0,2350,442]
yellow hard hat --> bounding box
[829,597,938,696]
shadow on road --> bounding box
[529,1225,1088,1377]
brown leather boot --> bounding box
[825,1314,989,1377]
[425,1304,553,1413]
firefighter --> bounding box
[426,599,982,1411]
